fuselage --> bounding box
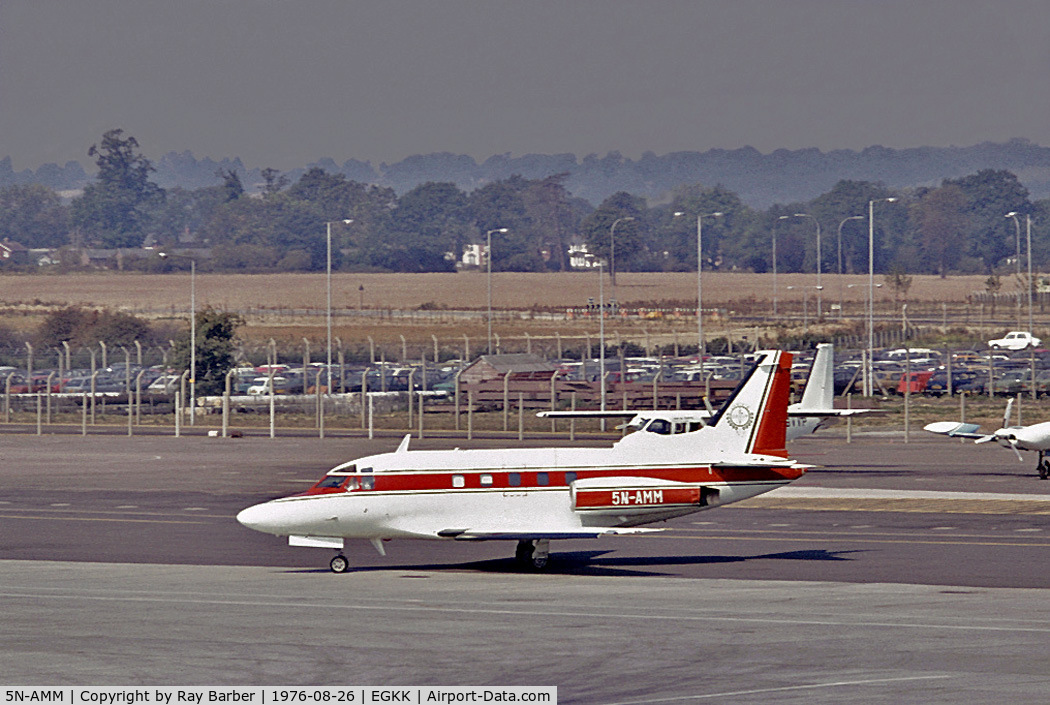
[998,422,1050,451]
[236,431,806,542]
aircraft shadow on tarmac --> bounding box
[281,548,866,578]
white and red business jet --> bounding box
[237,350,808,573]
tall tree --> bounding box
[523,174,578,271]
[374,182,470,272]
[944,169,1029,272]
[169,308,244,395]
[581,191,645,275]
[0,184,69,248]
[71,129,163,248]
[912,184,967,277]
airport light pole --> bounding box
[1006,211,1023,327]
[837,215,864,317]
[486,228,509,355]
[326,219,353,393]
[598,259,606,415]
[158,251,196,424]
[1006,211,1035,334]
[774,215,790,317]
[867,197,898,396]
[792,213,822,318]
[674,210,723,359]
[608,216,635,290]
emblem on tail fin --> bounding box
[726,405,754,429]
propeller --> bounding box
[1002,397,1015,431]
[1008,438,1024,461]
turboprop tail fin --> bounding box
[707,350,793,458]
[798,343,834,411]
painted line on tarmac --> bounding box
[4,588,1050,633]
[740,487,1050,514]
[603,674,955,704]
[0,513,210,525]
[657,531,1050,548]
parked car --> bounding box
[991,369,1031,395]
[246,376,293,395]
[925,369,981,396]
[988,331,1041,350]
[147,374,181,394]
[895,370,934,394]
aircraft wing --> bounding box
[922,421,985,439]
[436,528,661,541]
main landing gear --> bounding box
[515,539,551,570]
[330,554,350,573]
[1038,452,1049,481]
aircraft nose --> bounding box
[236,502,285,534]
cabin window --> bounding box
[565,472,577,485]
[360,477,375,490]
[508,473,521,487]
[452,475,465,488]
[315,475,348,489]
[537,472,549,486]
[360,467,373,473]
[480,474,494,486]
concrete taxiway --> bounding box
[3,560,1050,702]
[2,431,1050,700]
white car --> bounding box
[247,376,288,395]
[988,331,1041,350]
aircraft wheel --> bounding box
[531,554,549,570]
[1039,463,1049,480]
[514,540,534,565]
[330,554,350,573]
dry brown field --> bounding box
[0,271,1033,351]
[0,271,1009,311]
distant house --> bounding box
[568,242,597,269]
[459,354,558,386]
[0,240,29,265]
[457,243,486,269]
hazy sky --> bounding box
[2,0,1048,171]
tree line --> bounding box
[1,129,1048,277]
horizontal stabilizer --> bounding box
[537,410,641,419]
[923,421,984,438]
[787,408,873,417]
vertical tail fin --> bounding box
[708,350,793,458]
[797,343,834,411]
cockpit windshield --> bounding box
[313,475,349,490]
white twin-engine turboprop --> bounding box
[237,350,810,573]
[925,397,1050,479]
[538,342,869,441]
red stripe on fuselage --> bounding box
[297,464,804,496]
